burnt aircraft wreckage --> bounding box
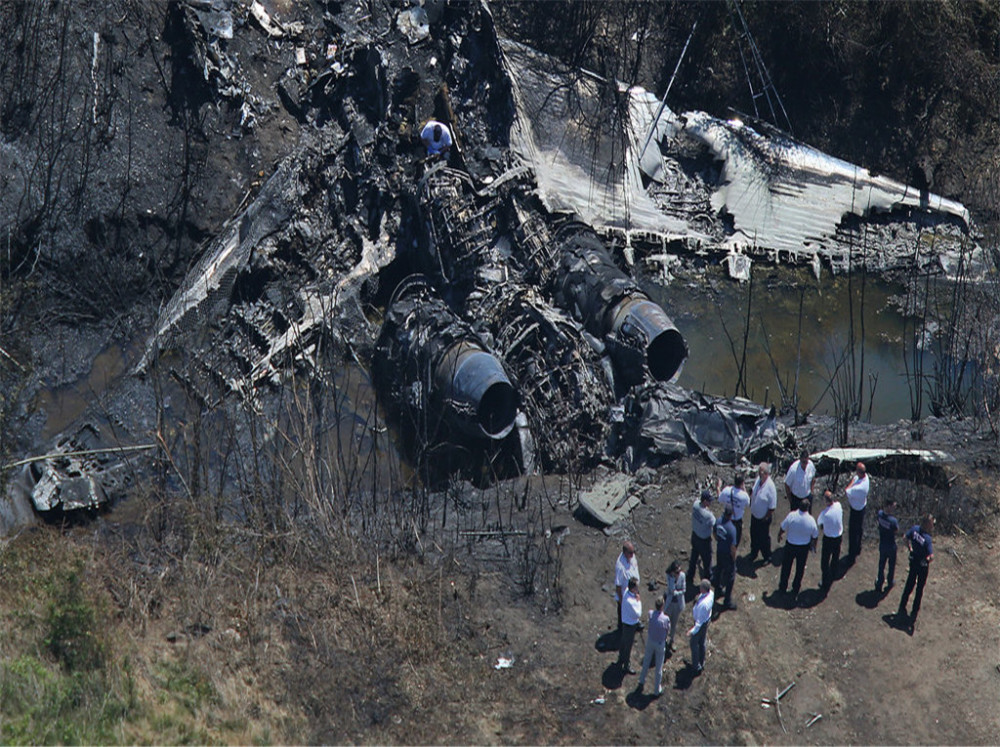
[6,0,978,517]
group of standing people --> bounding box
[611,450,937,689]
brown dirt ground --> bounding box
[469,458,1000,745]
[17,453,997,744]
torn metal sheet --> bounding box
[501,37,977,277]
[812,447,954,466]
[396,6,430,44]
[501,40,703,248]
[137,140,314,373]
[188,0,234,40]
[627,383,780,466]
[676,109,971,266]
[813,446,954,488]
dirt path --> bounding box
[479,461,1000,744]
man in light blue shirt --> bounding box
[687,490,715,587]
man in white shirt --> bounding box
[688,580,714,674]
[420,119,452,158]
[717,473,751,547]
[844,462,870,558]
[614,542,639,632]
[618,577,642,675]
[748,463,777,563]
[777,499,818,597]
[816,489,844,592]
[784,449,816,512]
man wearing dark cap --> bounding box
[875,499,900,593]
[687,490,715,590]
[897,514,934,631]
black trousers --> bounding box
[748,515,772,561]
[779,542,811,594]
[877,547,897,590]
[820,535,842,589]
[618,622,638,668]
[789,493,813,513]
[713,554,735,607]
[732,517,744,549]
[898,558,930,620]
[688,533,712,582]
[848,506,866,556]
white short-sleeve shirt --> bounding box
[817,500,844,538]
[420,120,452,155]
[719,485,750,521]
[784,460,816,499]
[750,476,777,519]
[621,590,642,626]
[845,474,870,511]
[781,509,819,546]
[614,552,639,601]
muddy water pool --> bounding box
[646,266,923,424]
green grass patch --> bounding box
[0,654,135,744]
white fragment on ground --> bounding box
[494,656,514,670]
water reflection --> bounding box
[644,267,921,424]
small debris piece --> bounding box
[806,713,823,728]
[494,656,514,670]
[251,0,284,37]
[591,696,605,705]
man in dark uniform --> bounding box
[713,505,738,611]
[875,499,900,593]
[897,514,934,631]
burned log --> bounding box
[374,275,518,442]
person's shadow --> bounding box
[762,589,797,609]
[795,588,824,608]
[625,685,658,710]
[601,662,625,690]
[856,588,881,609]
[595,630,620,653]
[673,663,698,690]
[882,612,913,636]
